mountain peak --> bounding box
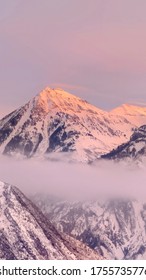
[37,87,80,102]
[35,87,83,113]
[35,87,105,116]
[111,103,146,116]
[1,87,146,161]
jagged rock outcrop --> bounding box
[0,181,102,260]
[32,194,146,260]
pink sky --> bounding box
[0,0,146,116]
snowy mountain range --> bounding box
[32,194,146,260]
[0,181,102,260]
[1,87,146,162]
[1,87,146,260]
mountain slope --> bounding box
[1,88,146,162]
[101,125,146,161]
[32,195,146,260]
[0,181,102,260]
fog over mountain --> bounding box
[1,0,146,261]
[0,155,145,200]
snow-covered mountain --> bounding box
[0,181,103,260]
[1,88,146,162]
[32,194,146,260]
[101,125,146,162]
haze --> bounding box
[0,0,146,117]
[0,156,145,200]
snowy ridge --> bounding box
[0,181,103,260]
[32,195,146,260]
[1,88,146,162]
[102,125,146,162]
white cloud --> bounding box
[0,155,145,201]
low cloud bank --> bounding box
[0,155,145,200]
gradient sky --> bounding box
[0,0,146,117]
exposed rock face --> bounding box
[32,194,146,260]
[101,125,146,162]
[1,88,146,162]
[0,182,102,260]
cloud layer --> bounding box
[0,155,146,201]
